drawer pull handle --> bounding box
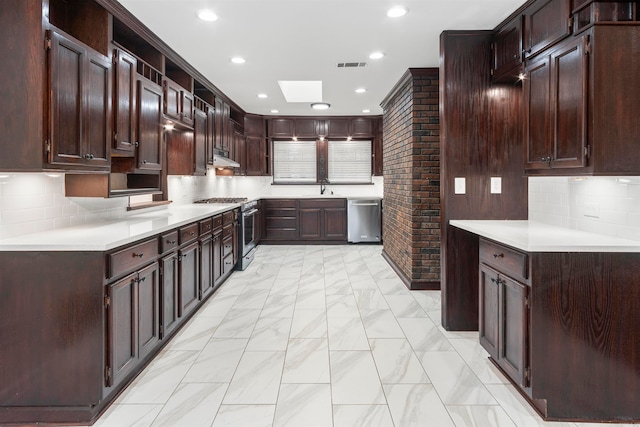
[190,231,196,236]
[132,253,144,258]
[493,253,504,259]
[167,240,176,244]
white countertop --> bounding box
[0,204,240,252]
[450,220,640,253]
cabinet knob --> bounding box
[493,253,504,259]
[143,160,147,164]
[132,252,144,258]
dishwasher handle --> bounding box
[350,202,380,206]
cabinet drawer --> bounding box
[223,253,235,275]
[199,218,213,235]
[212,215,223,231]
[222,224,234,240]
[222,210,234,225]
[266,217,297,229]
[266,208,296,218]
[265,199,296,208]
[299,199,345,209]
[480,239,528,282]
[108,238,158,279]
[159,231,179,254]
[179,223,199,245]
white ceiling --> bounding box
[117,0,526,116]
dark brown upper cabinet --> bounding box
[47,29,111,171]
[524,35,587,171]
[214,97,232,151]
[326,118,350,139]
[523,0,571,59]
[269,118,295,138]
[491,16,523,82]
[194,108,207,176]
[162,77,194,128]
[113,49,137,155]
[351,118,374,138]
[137,78,163,171]
[295,119,319,138]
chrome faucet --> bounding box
[320,178,329,195]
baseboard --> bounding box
[381,249,441,290]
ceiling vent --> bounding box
[337,62,367,68]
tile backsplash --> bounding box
[529,176,640,241]
[0,172,383,239]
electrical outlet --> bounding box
[454,177,466,194]
[491,177,502,194]
[584,203,600,218]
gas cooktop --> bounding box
[194,197,248,204]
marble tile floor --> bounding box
[79,245,635,427]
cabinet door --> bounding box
[213,232,222,285]
[113,49,137,154]
[179,242,200,317]
[499,275,529,387]
[223,105,232,152]
[163,78,181,121]
[160,253,179,338]
[324,208,347,240]
[84,51,111,168]
[351,118,373,138]
[549,35,588,169]
[200,235,214,299]
[137,78,163,171]
[524,0,571,59]
[48,30,110,170]
[234,130,246,176]
[245,136,267,175]
[492,16,523,82]
[299,208,322,239]
[524,55,551,170]
[106,272,138,387]
[136,262,160,361]
[181,91,194,127]
[194,108,207,176]
[206,105,216,164]
[269,118,295,138]
[214,97,224,150]
[479,264,500,360]
[326,118,350,139]
[295,118,318,138]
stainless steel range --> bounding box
[194,197,257,270]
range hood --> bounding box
[211,148,240,168]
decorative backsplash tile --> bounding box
[0,172,383,239]
[529,176,640,241]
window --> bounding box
[273,140,316,183]
[328,140,372,183]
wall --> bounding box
[381,68,441,290]
[529,176,640,241]
[0,172,382,240]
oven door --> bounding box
[242,208,258,256]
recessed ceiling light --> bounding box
[197,9,218,21]
[355,88,367,94]
[258,93,268,98]
[230,57,246,64]
[270,109,279,113]
[369,52,385,60]
[311,102,331,110]
[362,109,371,113]
[387,6,408,18]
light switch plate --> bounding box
[454,177,466,194]
[491,177,502,194]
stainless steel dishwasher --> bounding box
[347,198,382,243]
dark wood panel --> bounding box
[178,242,199,317]
[136,262,160,361]
[299,208,322,239]
[480,238,528,282]
[179,222,199,245]
[108,238,158,279]
[193,108,207,175]
[136,78,163,170]
[269,118,294,138]
[524,0,571,58]
[326,118,350,138]
[351,118,373,137]
[160,253,179,338]
[323,207,347,240]
[0,252,104,406]
[439,31,527,331]
[479,264,500,359]
[113,49,137,154]
[530,252,640,420]
[295,118,318,138]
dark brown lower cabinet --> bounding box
[160,252,179,338]
[200,234,214,299]
[179,241,200,318]
[106,262,160,388]
[213,231,222,285]
[264,198,347,243]
[476,237,640,422]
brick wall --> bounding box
[381,68,440,289]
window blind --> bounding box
[273,140,317,183]
[328,140,372,183]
